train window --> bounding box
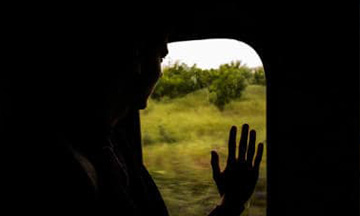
[141,39,266,216]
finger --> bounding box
[238,124,249,163]
[247,130,256,166]
[254,143,264,169]
[211,150,221,180]
[227,126,237,166]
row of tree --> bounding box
[152,61,265,110]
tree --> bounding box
[252,67,266,85]
[152,61,252,110]
[209,62,248,110]
[151,62,200,99]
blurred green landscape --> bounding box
[141,84,266,216]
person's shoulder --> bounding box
[47,142,98,197]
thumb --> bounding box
[211,150,221,180]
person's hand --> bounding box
[210,124,264,215]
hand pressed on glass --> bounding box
[210,124,264,215]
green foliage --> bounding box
[208,61,250,110]
[152,61,259,110]
[252,67,266,85]
[158,125,177,143]
[141,85,267,216]
[151,63,203,99]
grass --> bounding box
[140,85,267,216]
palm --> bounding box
[211,124,264,208]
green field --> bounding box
[140,85,267,216]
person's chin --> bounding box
[138,103,147,110]
[133,92,150,110]
[135,99,148,110]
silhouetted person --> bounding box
[3,22,263,215]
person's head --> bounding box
[15,19,170,148]
[105,31,169,127]
[133,33,169,109]
[2,13,172,156]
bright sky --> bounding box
[161,39,263,70]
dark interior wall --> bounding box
[261,26,358,216]
[167,3,359,215]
